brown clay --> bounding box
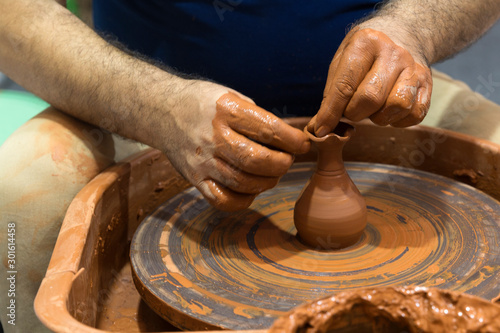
[269,286,500,333]
[294,122,367,249]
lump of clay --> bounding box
[269,286,500,333]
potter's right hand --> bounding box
[162,81,310,211]
[310,27,433,137]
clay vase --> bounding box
[294,122,367,249]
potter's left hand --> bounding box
[310,26,432,137]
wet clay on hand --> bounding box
[165,85,310,213]
[270,286,500,333]
[294,122,367,249]
[206,93,310,210]
[312,28,432,136]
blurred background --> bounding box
[1,2,499,145]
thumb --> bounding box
[313,96,343,137]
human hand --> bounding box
[163,81,310,211]
[310,27,432,137]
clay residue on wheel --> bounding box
[269,287,500,333]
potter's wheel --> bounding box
[130,162,500,330]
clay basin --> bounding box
[34,118,500,332]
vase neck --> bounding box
[305,122,354,174]
[315,137,346,174]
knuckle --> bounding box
[232,170,246,185]
[360,88,384,107]
[259,119,279,144]
[392,45,405,57]
[235,150,251,169]
[218,126,233,147]
[319,96,336,117]
[227,106,239,119]
[393,94,414,111]
[240,149,264,172]
[391,85,417,109]
[352,29,372,45]
[354,28,385,48]
[231,172,258,192]
[226,141,249,167]
[334,79,356,101]
[391,46,409,63]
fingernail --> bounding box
[316,126,330,137]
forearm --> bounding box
[360,0,500,65]
[0,0,185,148]
[0,0,311,211]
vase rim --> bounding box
[304,121,355,142]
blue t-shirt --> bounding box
[93,0,380,116]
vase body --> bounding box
[294,122,367,249]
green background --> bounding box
[0,1,77,146]
[0,90,49,145]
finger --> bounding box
[314,38,377,136]
[214,128,294,177]
[306,115,317,133]
[344,54,405,122]
[216,93,310,154]
[369,67,418,126]
[211,157,280,194]
[202,179,256,211]
[391,83,432,127]
[391,66,432,127]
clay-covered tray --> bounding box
[34,119,500,332]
